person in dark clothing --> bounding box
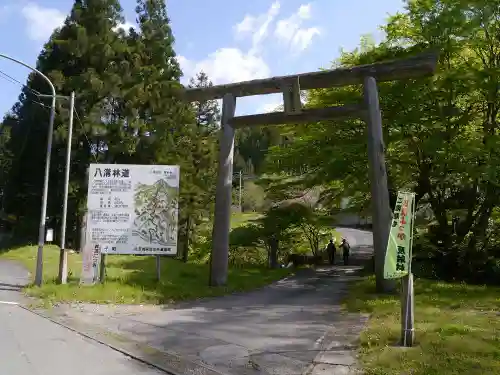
[341,238,350,265]
[326,239,336,265]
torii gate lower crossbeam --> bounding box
[183,51,438,293]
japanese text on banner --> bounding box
[383,192,415,279]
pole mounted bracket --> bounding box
[282,77,302,114]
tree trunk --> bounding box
[268,238,279,268]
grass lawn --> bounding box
[230,212,263,228]
[345,276,500,375]
[0,245,293,305]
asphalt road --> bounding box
[0,228,373,375]
[0,260,166,375]
[53,228,374,375]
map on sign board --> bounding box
[133,179,179,246]
[85,164,180,256]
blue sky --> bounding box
[0,0,405,118]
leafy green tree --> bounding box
[0,121,11,211]
[229,205,301,267]
[241,180,268,212]
[265,0,500,284]
[235,127,280,175]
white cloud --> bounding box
[21,3,66,42]
[113,21,136,34]
[274,3,321,52]
[234,1,280,53]
[179,3,290,94]
[292,27,321,51]
[21,3,134,41]
[258,98,283,113]
[176,55,191,75]
[235,15,256,35]
[257,92,308,114]
[178,48,270,85]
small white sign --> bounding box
[46,228,54,242]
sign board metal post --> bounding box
[99,254,106,283]
[156,255,161,281]
[401,273,415,346]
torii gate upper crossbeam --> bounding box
[183,51,437,102]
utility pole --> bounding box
[39,92,75,284]
[38,92,75,284]
[60,92,75,284]
[0,54,57,287]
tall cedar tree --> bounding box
[1,0,129,241]
[182,71,220,261]
[189,72,220,135]
[132,0,218,262]
[1,77,63,238]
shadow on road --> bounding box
[0,282,24,292]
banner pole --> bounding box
[402,193,416,347]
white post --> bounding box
[401,193,416,346]
[58,91,75,284]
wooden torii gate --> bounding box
[184,51,438,292]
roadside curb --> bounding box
[19,304,228,375]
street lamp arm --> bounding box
[0,52,57,287]
[0,54,56,98]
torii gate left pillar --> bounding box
[209,93,236,286]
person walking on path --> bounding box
[341,238,350,265]
[326,239,336,265]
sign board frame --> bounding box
[80,164,180,284]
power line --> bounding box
[0,70,21,87]
[30,99,53,111]
[0,67,101,164]
[0,67,60,114]
[0,68,41,97]
[73,108,98,163]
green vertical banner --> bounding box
[383,191,415,279]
